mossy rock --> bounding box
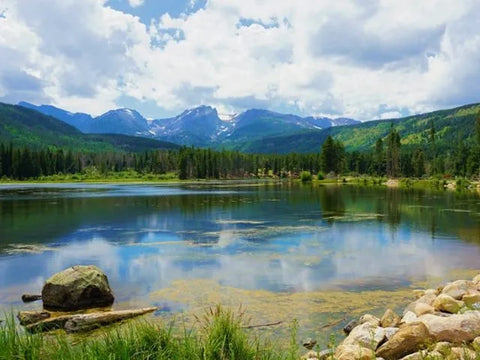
[42,265,114,311]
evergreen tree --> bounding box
[373,138,385,175]
[476,110,480,144]
[412,148,425,178]
[320,136,345,174]
[429,120,438,175]
[386,125,401,178]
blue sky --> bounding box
[0,0,479,120]
[106,0,206,25]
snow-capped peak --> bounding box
[218,113,237,121]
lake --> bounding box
[0,182,479,344]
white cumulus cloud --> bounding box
[128,0,144,8]
[0,0,479,119]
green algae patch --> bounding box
[410,269,480,290]
[5,244,58,255]
[150,279,416,347]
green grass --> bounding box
[0,306,298,360]
[0,171,180,183]
[300,171,312,182]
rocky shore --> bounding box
[303,273,480,360]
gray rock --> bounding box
[462,292,480,307]
[383,327,398,340]
[342,322,385,349]
[42,265,114,311]
[400,311,418,324]
[417,311,480,343]
[380,309,400,328]
[441,280,472,300]
[432,294,464,314]
[302,337,317,350]
[358,314,380,327]
[343,319,359,334]
[403,293,436,316]
[301,349,332,360]
[376,322,434,360]
[335,344,375,360]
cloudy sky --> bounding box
[0,0,479,120]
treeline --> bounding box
[1,112,480,180]
[334,119,480,178]
[0,144,322,180]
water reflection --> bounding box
[0,183,479,309]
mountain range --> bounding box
[18,102,359,147]
[8,101,480,154]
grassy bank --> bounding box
[1,171,479,194]
[0,306,298,360]
[0,170,180,183]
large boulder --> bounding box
[335,344,375,360]
[441,280,472,300]
[432,294,464,314]
[473,274,480,285]
[342,322,385,349]
[42,265,114,311]
[358,314,380,327]
[462,292,480,307]
[403,294,436,315]
[380,309,400,328]
[410,302,434,316]
[417,311,480,343]
[375,322,434,360]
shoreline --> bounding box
[0,175,478,188]
[1,270,479,359]
[304,271,480,359]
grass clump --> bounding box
[300,171,312,182]
[455,177,471,191]
[0,306,297,360]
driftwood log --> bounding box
[18,310,51,325]
[64,307,157,333]
[25,307,157,333]
[26,314,73,333]
[21,294,42,303]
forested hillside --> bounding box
[0,103,178,152]
[242,103,480,153]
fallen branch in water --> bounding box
[243,321,282,329]
[318,317,346,330]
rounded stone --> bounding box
[42,265,114,311]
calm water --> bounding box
[0,182,479,313]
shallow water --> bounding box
[0,182,479,344]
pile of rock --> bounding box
[303,274,480,360]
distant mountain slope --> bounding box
[19,102,151,136]
[18,101,94,133]
[303,116,359,128]
[90,108,150,135]
[0,103,179,152]
[241,103,480,153]
[85,133,179,152]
